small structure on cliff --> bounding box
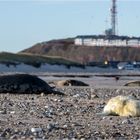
[74,35,140,47]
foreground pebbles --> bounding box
[0,87,140,139]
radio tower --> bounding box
[111,0,117,35]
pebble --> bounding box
[80,138,85,140]
[63,124,68,128]
[73,94,80,98]
[10,134,18,139]
[0,110,6,114]
[102,116,107,120]
[40,92,45,97]
[10,111,15,114]
[91,94,99,98]
[71,138,78,140]
[44,105,49,109]
[47,123,55,131]
[54,98,58,102]
[31,128,43,133]
[121,119,133,124]
[44,107,55,118]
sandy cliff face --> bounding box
[20,38,140,64]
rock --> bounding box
[73,94,80,98]
[44,106,55,118]
[91,94,99,98]
[1,128,11,138]
[10,134,18,139]
[80,138,86,140]
[47,123,56,131]
[31,128,43,133]
[10,111,15,114]
[121,119,133,124]
[63,124,68,129]
[0,110,6,114]
[40,92,45,96]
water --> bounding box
[0,63,123,73]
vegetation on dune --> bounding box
[0,52,82,68]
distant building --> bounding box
[75,1,140,47]
[74,35,140,47]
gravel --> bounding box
[0,87,140,139]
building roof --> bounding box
[75,35,140,40]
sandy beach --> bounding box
[0,72,139,139]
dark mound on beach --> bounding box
[0,74,53,94]
[124,81,140,87]
[52,79,89,87]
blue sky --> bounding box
[0,0,140,52]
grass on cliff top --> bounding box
[0,52,81,67]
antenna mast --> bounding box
[111,0,117,35]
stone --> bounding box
[31,128,43,133]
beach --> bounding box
[0,72,140,139]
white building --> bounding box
[74,35,140,47]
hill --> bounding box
[20,38,140,64]
[0,52,81,68]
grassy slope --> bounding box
[0,52,81,68]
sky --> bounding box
[0,0,140,53]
